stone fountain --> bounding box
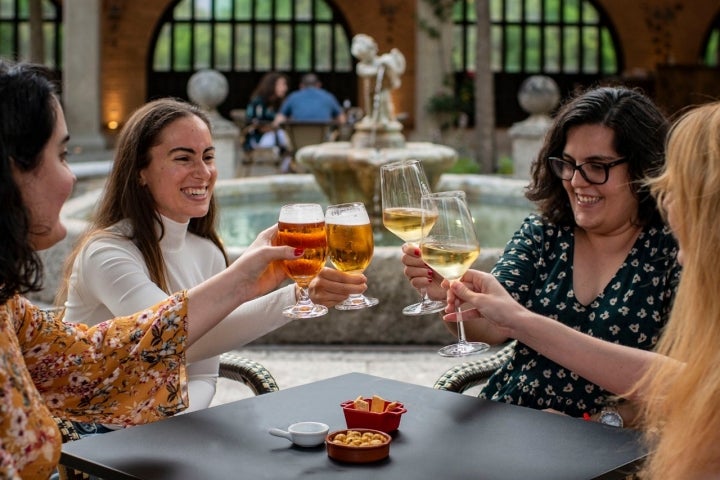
[296,34,457,217]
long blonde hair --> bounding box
[640,101,720,479]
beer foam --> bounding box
[327,210,370,225]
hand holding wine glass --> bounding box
[325,202,379,310]
[380,159,446,316]
[420,191,489,357]
[277,203,329,318]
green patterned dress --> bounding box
[480,214,681,417]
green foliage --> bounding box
[447,156,481,174]
[496,155,514,175]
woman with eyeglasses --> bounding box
[402,86,681,425]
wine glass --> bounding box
[380,159,446,316]
[420,191,489,357]
[325,202,379,310]
[277,203,329,318]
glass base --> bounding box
[335,295,379,311]
[402,299,446,316]
[437,341,490,358]
[283,303,328,319]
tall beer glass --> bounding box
[326,202,379,310]
[380,159,446,315]
[277,203,328,318]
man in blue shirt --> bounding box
[273,73,346,125]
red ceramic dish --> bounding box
[340,398,407,432]
[326,428,391,463]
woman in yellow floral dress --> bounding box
[0,61,303,479]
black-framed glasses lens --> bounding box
[548,157,626,185]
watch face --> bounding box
[599,411,623,428]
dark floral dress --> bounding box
[480,214,681,417]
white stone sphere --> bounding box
[517,75,560,115]
[187,69,228,111]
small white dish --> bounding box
[269,421,330,447]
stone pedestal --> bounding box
[187,69,239,179]
[509,115,552,179]
[508,75,560,179]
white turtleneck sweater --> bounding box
[64,215,296,413]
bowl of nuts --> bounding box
[325,428,391,463]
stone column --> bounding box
[508,75,560,179]
[62,0,105,151]
[187,69,239,179]
[413,0,453,141]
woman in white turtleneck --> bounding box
[61,98,366,423]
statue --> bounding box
[351,34,406,128]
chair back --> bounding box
[283,121,336,152]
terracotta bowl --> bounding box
[340,398,407,433]
[325,428,391,463]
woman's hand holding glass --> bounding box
[277,203,329,318]
[420,191,489,357]
[325,202,379,310]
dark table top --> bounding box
[61,372,645,479]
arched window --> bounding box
[453,0,621,126]
[148,0,355,117]
[702,12,720,67]
[0,0,62,70]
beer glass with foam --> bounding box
[277,203,328,318]
[325,202,379,310]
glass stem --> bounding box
[419,287,432,304]
[455,299,469,345]
[296,286,313,308]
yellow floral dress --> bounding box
[0,292,190,479]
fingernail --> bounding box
[427,269,434,278]
[415,248,421,256]
[294,248,304,256]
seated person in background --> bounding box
[445,100,720,480]
[273,73,347,127]
[0,60,304,478]
[243,72,289,150]
[402,86,681,424]
[60,98,367,431]
[243,72,293,172]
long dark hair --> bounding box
[0,60,58,303]
[526,86,669,226]
[60,98,228,301]
[250,72,288,110]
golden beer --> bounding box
[420,242,480,280]
[277,220,327,287]
[382,207,438,242]
[327,223,374,273]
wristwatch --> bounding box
[598,401,624,428]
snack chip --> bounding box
[353,395,370,411]
[352,394,400,413]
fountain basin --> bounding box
[296,141,457,217]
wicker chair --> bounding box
[56,352,278,480]
[433,341,516,393]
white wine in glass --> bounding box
[325,202,379,310]
[420,191,489,357]
[277,203,329,319]
[380,159,446,316]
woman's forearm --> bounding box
[514,309,658,398]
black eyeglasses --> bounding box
[548,156,628,185]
